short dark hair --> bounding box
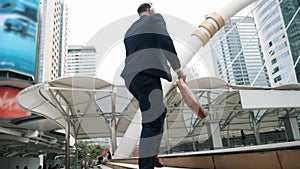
[137,3,151,15]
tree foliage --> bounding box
[75,141,103,166]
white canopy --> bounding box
[17,76,113,139]
[165,77,300,142]
[13,76,300,156]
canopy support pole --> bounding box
[111,86,117,155]
[65,106,71,169]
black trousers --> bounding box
[128,73,167,169]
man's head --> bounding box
[137,3,155,16]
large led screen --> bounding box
[0,86,31,118]
[0,0,39,78]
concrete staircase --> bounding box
[104,162,187,169]
[101,141,300,169]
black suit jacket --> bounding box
[121,14,181,86]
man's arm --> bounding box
[153,14,186,80]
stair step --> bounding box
[106,162,189,169]
[95,164,113,169]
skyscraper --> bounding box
[65,45,97,76]
[210,16,269,86]
[252,0,300,86]
[59,2,68,78]
[38,0,68,82]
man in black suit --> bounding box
[121,3,186,169]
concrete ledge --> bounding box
[277,150,300,169]
[110,141,300,169]
[160,141,300,158]
[214,151,281,169]
[162,156,214,168]
[106,162,188,169]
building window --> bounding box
[271,58,277,65]
[272,67,279,75]
[274,75,282,83]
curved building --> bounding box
[210,16,269,87]
[252,0,300,86]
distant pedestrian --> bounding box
[241,130,246,146]
[97,149,110,164]
[107,150,112,160]
[16,165,19,169]
[24,166,28,169]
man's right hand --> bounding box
[177,70,186,82]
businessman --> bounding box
[121,3,186,169]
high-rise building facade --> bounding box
[252,0,300,86]
[280,0,300,82]
[38,0,68,82]
[65,45,97,76]
[210,16,269,86]
[59,3,68,78]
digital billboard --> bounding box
[0,0,39,79]
[0,86,31,118]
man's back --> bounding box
[121,14,180,84]
[124,14,168,56]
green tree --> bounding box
[90,144,102,159]
[75,141,103,167]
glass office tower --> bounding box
[210,16,269,86]
[252,0,300,86]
